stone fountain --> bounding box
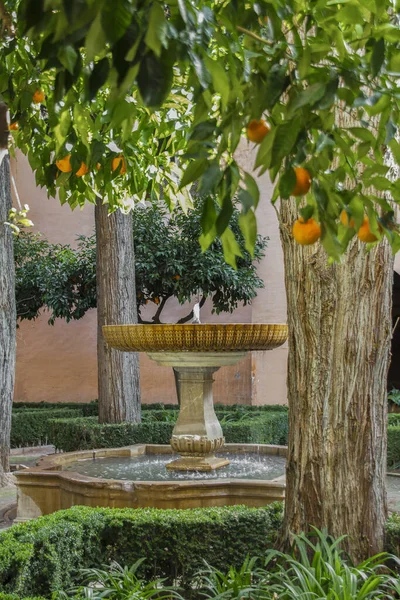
[102,323,288,472]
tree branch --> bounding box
[176,295,207,324]
[152,296,169,324]
[236,25,274,46]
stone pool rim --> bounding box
[15,443,287,522]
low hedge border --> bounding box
[0,504,284,598]
[11,409,83,448]
[49,412,289,452]
[12,402,98,416]
[387,425,400,468]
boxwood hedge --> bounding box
[11,409,83,448]
[0,504,284,598]
[48,411,289,452]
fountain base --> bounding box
[166,455,230,471]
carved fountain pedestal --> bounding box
[103,324,288,472]
[148,352,246,470]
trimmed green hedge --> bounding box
[387,426,400,468]
[12,401,98,416]
[49,411,289,452]
[0,596,45,600]
[0,504,283,598]
[11,409,83,448]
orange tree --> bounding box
[0,0,400,557]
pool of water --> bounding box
[63,453,286,481]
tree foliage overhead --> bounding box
[14,199,267,324]
[0,0,399,264]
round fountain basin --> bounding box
[14,444,287,522]
[63,452,286,481]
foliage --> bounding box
[196,556,261,600]
[196,529,400,600]
[48,410,289,452]
[14,233,95,324]
[263,528,398,600]
[0,504,284,597]
[12,401,98,416]
[387,425,400,468]
[388,388,400,407]
[65,559,181,600]
[14,199,267,324]
[0,0,399,263]
[133,200,267,323]
[10,408,82,448]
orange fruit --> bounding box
[153,297,160,305]
[9,122,19,131]
[76,162,89,177]
[340,210,355,228]
[96,163,101,171]
[173,275,180,281]
[291,167,312,196]
[246,119,270,144]
[292,217,321,246]
[258,15,269,25]
[357,216,378,243]
[32,89,45,104]
[56,154,72,173]
[112,156,126,174]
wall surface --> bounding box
[11,147,288,406]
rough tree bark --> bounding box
[95,201,141,423]
[0,102,16,485]
[279,198,393,561]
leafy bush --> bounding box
[262,528,397,600]
[49,411,289,452]
[196,529,399,600]
[0,504,283,598]
[11,409,83,448]
[66,559,180,600]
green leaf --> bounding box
[243,173,260,209]
[201,195,217,235]
[57,45,78,75]
[349,127,375,143]
[265,63,290,110]
[137,52,173,107]
[102,0,132,44]
[199,164,222,196]
[279,168,297,199]
[88,58,110,101]
[85,12,107,61]
[189,120,217,141]
[180,158,209,189]
[239,210,257,256]
[288,83,327,116]
[389,139,400,165]
[370,38,385,77]
[145,3,168,57]
[270,120,302,169]
[220,227,243,268]
[204,57,230,110]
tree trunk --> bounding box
[279,199,393,562]
[95,201,141,423]
[0,147,16,486]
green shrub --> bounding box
[12,401,98,417]
[49,411,289,452]
[49,418,174,452]
[0,504,283,598]
[0,596,45,600]
[223,414,288,446]
[0,595,45,600]
[387,426,400,468]
[388,414,400,426]
[11,409,83,448]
